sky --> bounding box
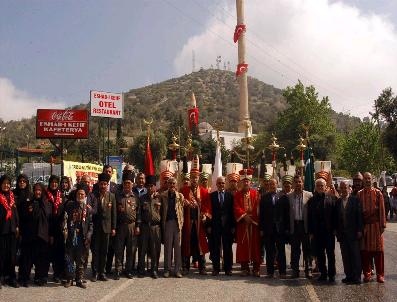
[1,0,397,121]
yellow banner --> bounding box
[63,160,117,188]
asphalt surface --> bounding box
[1,222,397,302]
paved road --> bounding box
[1,222,397,302]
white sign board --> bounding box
[90,90,123,118]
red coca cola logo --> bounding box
[51,110,74,121]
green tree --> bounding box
[275,81,336,160]
[340,121,395,175]
[128,130,167,174]
[373,87,397,162]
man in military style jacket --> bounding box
[91,173,116,282]
[137,174,161,278]
[114,173,140,279]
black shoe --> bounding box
[328,276,335,283]
[64,280,72,288]
[350,279,362,285]
[151,271,158,279]
[22,281,29,288]
[53,276,61,283]
[342,277,351,283]
[114,272,120,280]
[76,280,87,289]
[317,275,327,282]
[8,279,19,288]
[98,274,108,281]
[126,273,134,279]
[91,274,97,282]
[138,273,145,278]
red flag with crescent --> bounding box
[144,139,155,176]
[233,24,246,43]
[188,107,199,131]
[236,63,248,77]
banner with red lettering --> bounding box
[36,109,89,139]
[90,90,124,119]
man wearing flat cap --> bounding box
[114,172,140,280]
[91,173,116,282]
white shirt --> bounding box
[294,192,303,221]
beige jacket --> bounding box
[160,190,185,242]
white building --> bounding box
[198,122,254,150]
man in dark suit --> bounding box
[259,178,290,278]
[208,176,235,276]
[336,181,363,284]
[308,178,338,282]
[91,173,116,282]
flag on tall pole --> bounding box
[188,92,199,131]
[211,139,222,192]
[144,134,155,185]
[304,146,315,192]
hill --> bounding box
[0,69,361,152]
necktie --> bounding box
[219,192,224,206]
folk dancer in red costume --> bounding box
[234,168,261,277]
[180,155,211,275]
[358,172,386,283]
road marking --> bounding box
[98,279,133,302]
[305,283,320,302]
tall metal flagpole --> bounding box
[236,0,252,135]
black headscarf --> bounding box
[13,174,31,202]
[48,175,60,193]
[32,182,51,242]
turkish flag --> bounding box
[233,24,246,43]
[236,63,248,77]
[188,107,199,130]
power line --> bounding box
[160,0,297,84]
[190,0,357,105]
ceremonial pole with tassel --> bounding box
[235,0,252,135]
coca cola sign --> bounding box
[36,109,89,139]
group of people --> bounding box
[0,161,388,290]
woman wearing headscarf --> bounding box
[0,175,19,288]
[17,176,35,287]
[13,174,32,208]
[60,176,72,202]
[47,175,65,283]
[14,174,32,278]
[19,182,53,286]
